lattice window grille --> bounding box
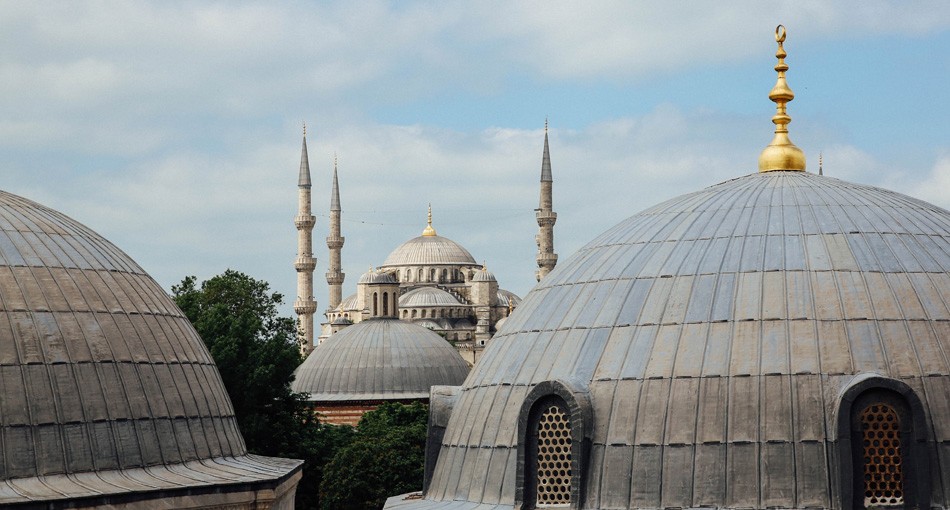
[861,403,904,507]
[536,404,572,507]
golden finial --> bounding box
[758,25,806,172]
[422,203,437,236]
[302,121,307,137]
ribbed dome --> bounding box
[496,288,521,308]
[400,287,463,307]
[359,270,397,284]
[400,171,950,509]
[337,293,359,312]
[0,190,299,503]
[380,234,477,267]
[292,318,470,401]
[472,268,496,282]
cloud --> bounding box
[904,155,950,210]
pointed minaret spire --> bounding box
[326,154,345,312]
[294,125,317,355]
[536,120,558,281]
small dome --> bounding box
[0,190,299,504]
[292,318,470,401]
[337,293,359,311]
[414,319,444,330]
[493,316,508,331]
[359,270,397,284]
[380,234,477,267]
[496,289,521,308]
[331,316,353,325]
[400,287,463,308]
[472,268,496,282]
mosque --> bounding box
[383,26,950,510]
[292,122,559,363]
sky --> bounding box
[1,1,948,317]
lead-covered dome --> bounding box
[380,234,477,267]
[292,318,470,401]
[0,190,300,504]
[395,171,950,510]
[400,287,463,308]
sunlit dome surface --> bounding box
[380,234,477,267]
[400,287,463,307]
[391,171,950,509]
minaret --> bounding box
[535,119,558,281]
[294,124,317,356]
[326,155,345,311]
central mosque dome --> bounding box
[387,27,950,510]
[380,205,477,268]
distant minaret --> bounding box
[326,155,345,311]
[535,119,558,281]
[294,124,317,356]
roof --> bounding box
[472,268,496,282]
[337,292,359,311]
[396,171,950,509]
[380,234,477,267]
[298,134,311,187]
[0,189,300,502]
[359,270,397,284]
[292,318,470,401]
[400,287,463,307]
[496,288,521,307]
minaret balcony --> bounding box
[294,257,316,271]
[325,271,345,284]
[294,298,317,315]
[326,235,345,249]
[536,210,557,224]
[537,252,558,265]
[294,214,315,229]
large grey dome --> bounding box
[390,171,950,509]
[0,190,300,504]
[293,318,470,401]
[380,234,477,267]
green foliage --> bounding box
[319,403,429,510]
[172,270,353,509]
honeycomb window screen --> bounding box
[860,403,904,507]
[535,403,572,507]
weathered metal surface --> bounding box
[292,318,470,401]
[381,233,478,267]
[0,190,301,504]
[386,171,950,509]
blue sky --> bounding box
[1,1,948,316]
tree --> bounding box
[172,270,352,509]
[319,402,429,510]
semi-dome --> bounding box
[337,292,359,312]
[496,288,521,308]
[472,267,496,282]
[359,269,397,284]
[392,171,950,509]
[0,190,301,505]
[380,234,477,267]
[400,286,463,308]
[292,318,470,401]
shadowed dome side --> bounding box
[292,318,470,401]
[379,234,477,267]
[0,190,300,504]
[396,171,950,509]
[400,287,463,308]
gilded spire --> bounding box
[330,154,341,211]
[422,203,437,236]
[298,124,312,187]
[758,25,806,172]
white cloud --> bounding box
[904,155,950,210]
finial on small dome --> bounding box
[422,203,437,236]
[758,25,806,172]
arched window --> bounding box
[418,268,423,281]
[838,377,930,510]
[515,381,591,509]
[372,292,378,316]
[382,292,389,315]
[430,268,437,281]
[411,309,417,319]
[402,310,408,318]
[441,268,447,282]
[421,309,426,319]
